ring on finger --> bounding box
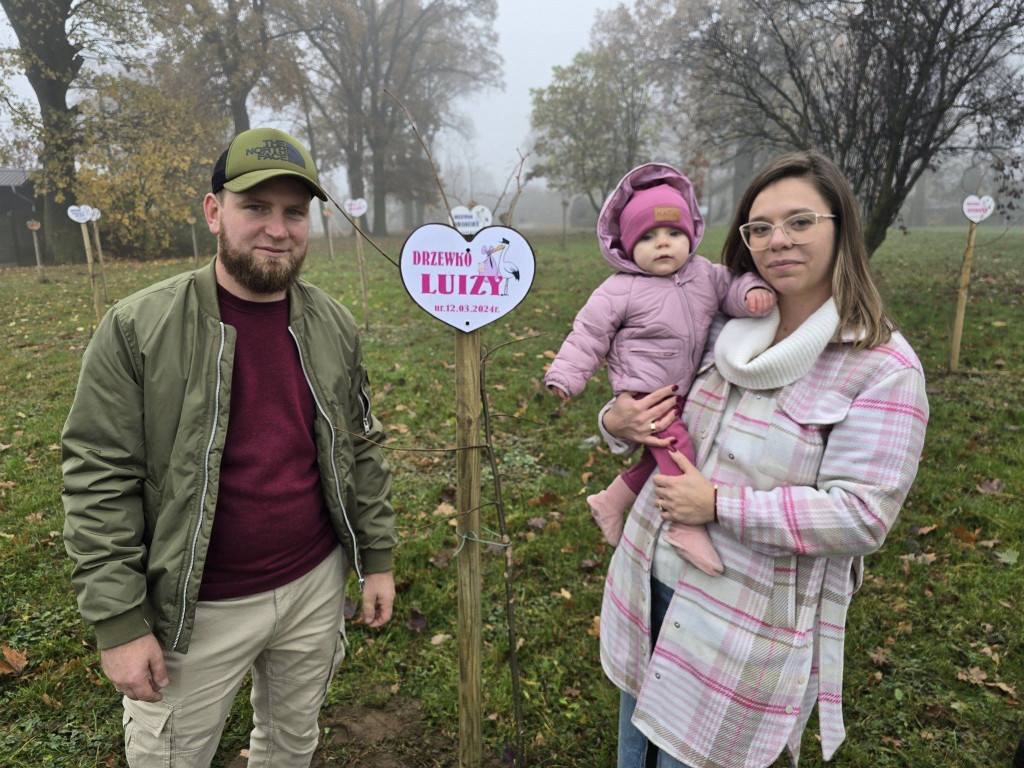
[650,421,658,433]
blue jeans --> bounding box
[617,578,695,768]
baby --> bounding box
[545,163,774,576]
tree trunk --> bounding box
[371,152,388,236]
[732,145,756,215]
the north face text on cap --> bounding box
[246,139,306,168]
[653,206,679,222]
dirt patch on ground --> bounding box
[224,696,507,768]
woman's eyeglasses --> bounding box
[738,213,835,251]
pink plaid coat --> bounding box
[600,326,928,768]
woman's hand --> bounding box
[601,385,680,447]
[653,450,716,525]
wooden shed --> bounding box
[0,168,43,267]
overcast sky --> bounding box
[1,0,620,193]
[447,0,622,192]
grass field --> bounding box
[1,225,1022,767]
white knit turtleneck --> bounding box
[713,298,840,390]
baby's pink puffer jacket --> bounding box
[545,163,770,397]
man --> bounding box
[61,127,396,767]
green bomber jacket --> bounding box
[61,260,394,653]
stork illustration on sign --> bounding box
[477,236,520,296]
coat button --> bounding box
[655,672,661,679]
[728,453,735,460]
[785,705,794,714]
[700,430,707,438]
[798,675,807,684]
[674,622,680,629]
[755,394,762,399]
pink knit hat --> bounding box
[618,184,695,258]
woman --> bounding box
[598,152,928,768]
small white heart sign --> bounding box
[90,208,102,222]
[344,198,368,217]
[67,205,92,223]
[963,195,995,223]
[400,224,535,333]
[450,205,493,235]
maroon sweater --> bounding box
[198,286,337,600]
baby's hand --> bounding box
[745,288,776,314]
[548,385,569,400]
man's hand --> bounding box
[361,571,395,628]
[745,287,776,314]
[100,633,169,702]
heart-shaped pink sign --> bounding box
[400,224,535,333]
[963,195,995,223]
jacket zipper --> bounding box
[288,326,364,588]
[173,321,226,649]
[358,380,371,435]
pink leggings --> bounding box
[619,395,696,495]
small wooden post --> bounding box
[27,220,44,283]
[79,223,103,322]
[187,216,199,268]
[949,220,978,372]
[455,329,482,768]
[91,221,109,303]
[323,206,335,261]
[354,217,370,332]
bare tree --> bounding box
[283,0,502,236]
[147,0,302,135]
[684,0,1024,254]
[529,6,663,211]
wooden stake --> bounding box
[91,221,109,303]
[324,208,335,261]
[79,223,103,322]
[949,220,978,372]
[27,222,44,283]
[455,329,482,768]
[354,218,370,332]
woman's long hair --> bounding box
[722,152,893,350]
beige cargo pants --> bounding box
[122,546,348,767]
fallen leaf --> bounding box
[406,608,427,633]
[977,478,1005,495]
[915,524,939,536]
[563,686,581,698]
[527,517,547,530]
[951,526,979,544]
[0,646,27,676]
[587,616,601,637]
[984,681,1018,697]
[994,550,1019,565]
[991,320,1007,327]
[868,647,887,667]
[240,749,250,758]
[957,666,988,686]
[430,633,452,646]
[581,471,594,484]
[433,502,456,518]
[542,350,556,359]
[430,550,453,569]
[343,597,360,621]
[558,588,572,600]
[580,558,598,572]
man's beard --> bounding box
[217,230,306,295]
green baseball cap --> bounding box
[211,127,327,200]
